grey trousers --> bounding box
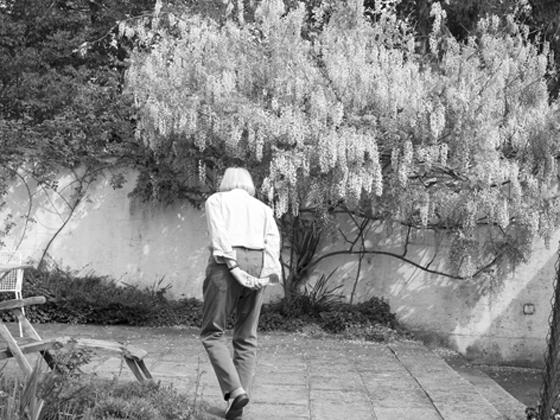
[200,248,265,400]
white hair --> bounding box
[218,167,256,196]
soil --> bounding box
[478,364,543,408]
[433,345,543,408]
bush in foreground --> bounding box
[0,344,209,420]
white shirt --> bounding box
[204,188,281,279]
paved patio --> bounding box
[3,324,526,420]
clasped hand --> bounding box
[229,267,269,290]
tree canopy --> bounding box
[0,0,154,255]
[0,0,152,178]
[125,0,560,285]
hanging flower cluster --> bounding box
[125,0,560,276]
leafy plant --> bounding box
[259,267,402,341]
[10,267,187,327]
[0,359,46,420]
[2,266,404,341]
[303,269,344,312]
[35,343,209,420]
[0,376,22,420]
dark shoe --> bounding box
[225,393,249,419]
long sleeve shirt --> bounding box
[204,188,281,279]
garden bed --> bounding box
[0,268,408,343]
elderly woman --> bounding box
[201,167,281,420]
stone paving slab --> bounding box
[451,364,526,420]
[1,323,525,420]
[388,342,505,420]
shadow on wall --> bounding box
[454,250,556,367]
[0,169,211,299]
[1,171,92,263]
[309,215,557,366]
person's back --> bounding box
[205,188,272,253]
[200,167,281,420]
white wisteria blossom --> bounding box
[125,0,560,280]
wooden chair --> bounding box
[0,296,152,382]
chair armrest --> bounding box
[0,296,46,312]
[0,264,34,273]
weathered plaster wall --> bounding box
[312,221,554,366]
[1,171,554,365]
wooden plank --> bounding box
[0,296,46,312]
[0,313,151,383]
[0,337,147,362]
[0,322,32,376]
[39,350,57,370]
[137,360,153,380]
[0,338,65,360]
[71,338,147,360]
[125,358,145,382]
[15,309,42,340]
[0,264,34,272]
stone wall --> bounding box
[1,170,553,365]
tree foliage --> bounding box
[0,0,160,198]
[0,0,154,256]
[396,0,560,97]
[125,0,560,288]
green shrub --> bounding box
[154,298,204,328]
[18,268,164,326]
[318,309,371,334]
[259,295,402,341]
[0,267,205,328]
[1,267,406,342]
[0,377,22,420]
[258,310,309,332]
[353,297,398,327]
[35,344,207,420]
[91,396,161,420]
